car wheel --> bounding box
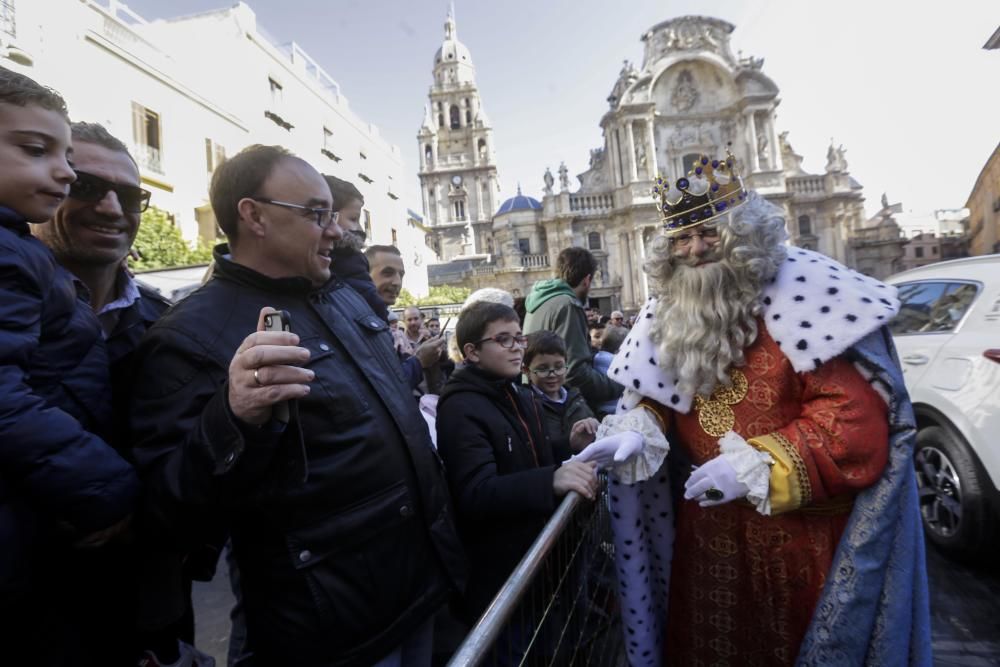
[914,425,996,560]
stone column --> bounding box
[475,177,484,220]
[625,121,639,183]
[646,117,659,179]
[608,129,621,188]
[620,229,635,307]
[633,226,649,303]
[420,182,430,223]
[745,111,760,172]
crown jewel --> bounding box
[652,147,748,234]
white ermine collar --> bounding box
[607,247,899,414]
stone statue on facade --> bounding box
[558,161,570,192]
[543,167,555,195]
[757,130,769,169]
[825,142,848,173]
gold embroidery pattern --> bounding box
[694,369,748,437]
[771,431,813,505]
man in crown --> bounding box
[574,155,931,666]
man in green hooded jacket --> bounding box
[523,247,623,414]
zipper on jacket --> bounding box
[504,389,539,466]
[507,436,512,453]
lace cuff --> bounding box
[597,407,670,484]
[718,431,774,516]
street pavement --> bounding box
[193,538,1000,665]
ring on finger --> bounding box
[704,488,724,501]
[253,368,264,387]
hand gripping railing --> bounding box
[448,476,624,667]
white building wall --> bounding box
[2,0,432,295]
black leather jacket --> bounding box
[128,248,466,666]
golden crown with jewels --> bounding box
[652,147,748,234]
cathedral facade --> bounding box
[420,15,896,310]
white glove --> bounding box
[684,455,749,507]
[571,430,644,469]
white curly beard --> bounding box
[653,256,761,397]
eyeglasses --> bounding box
[475,333,528,350]
[69,170,151,213]
[671,226,720,249]
[252,198,339,230]
[530,365,567,377]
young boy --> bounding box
[524,331,599,461]
[0,67,138,658]
[436,302,598,625]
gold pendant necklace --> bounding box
[693,368,748,437]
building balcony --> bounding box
[133,144,163,174]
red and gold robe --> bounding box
[642,324,890,666]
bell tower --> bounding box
[417,6,500,260]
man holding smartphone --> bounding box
[128,144,466,666]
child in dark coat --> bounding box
[436,302,598,625]
[523,331,599,462]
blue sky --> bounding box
[124,0,998,219]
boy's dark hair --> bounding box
[556,247,598,288]
[364,244,402,262]
[456,301,519,354]
[523,330,567,368]
[0,66,69,118]
[601,325,628,355]
[426,317,440,325]
[324,174,364,212]
[588,321,606,332]
[210,144,293,243]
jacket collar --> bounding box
[0,206,30,236]
[212,243,336,295]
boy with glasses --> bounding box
[523,331,598,461]
[436,302,598,627]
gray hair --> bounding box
[462,287,514,310]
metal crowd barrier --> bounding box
[448,475,625,667]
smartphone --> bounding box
[263,310,292,423]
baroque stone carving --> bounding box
[671,70,699,112]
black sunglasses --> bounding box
[69,170,152,213]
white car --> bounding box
[887,255,1000,559]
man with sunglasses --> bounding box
[36,122,167,426]
[34,122,211,666]
[128,145,466,666]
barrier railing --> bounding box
[448,477,623,667]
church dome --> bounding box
[434,12,474,72]
[434,40,473,68]
[496,189,542,216]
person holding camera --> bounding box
[128,145,465,666]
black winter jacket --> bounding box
[128,247,466,666]
[0,208,139,600]
[436,365,558,622]
[536,386,594,462]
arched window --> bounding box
[798,214,812,236]
[477,138,487,160]
[424,145,432,163]
[438,114,444,128]
[588,231,602,250]
[466,110,472,124]
[682,153,701,174]
[449,106,461,130]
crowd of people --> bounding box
[1,64,931,667]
